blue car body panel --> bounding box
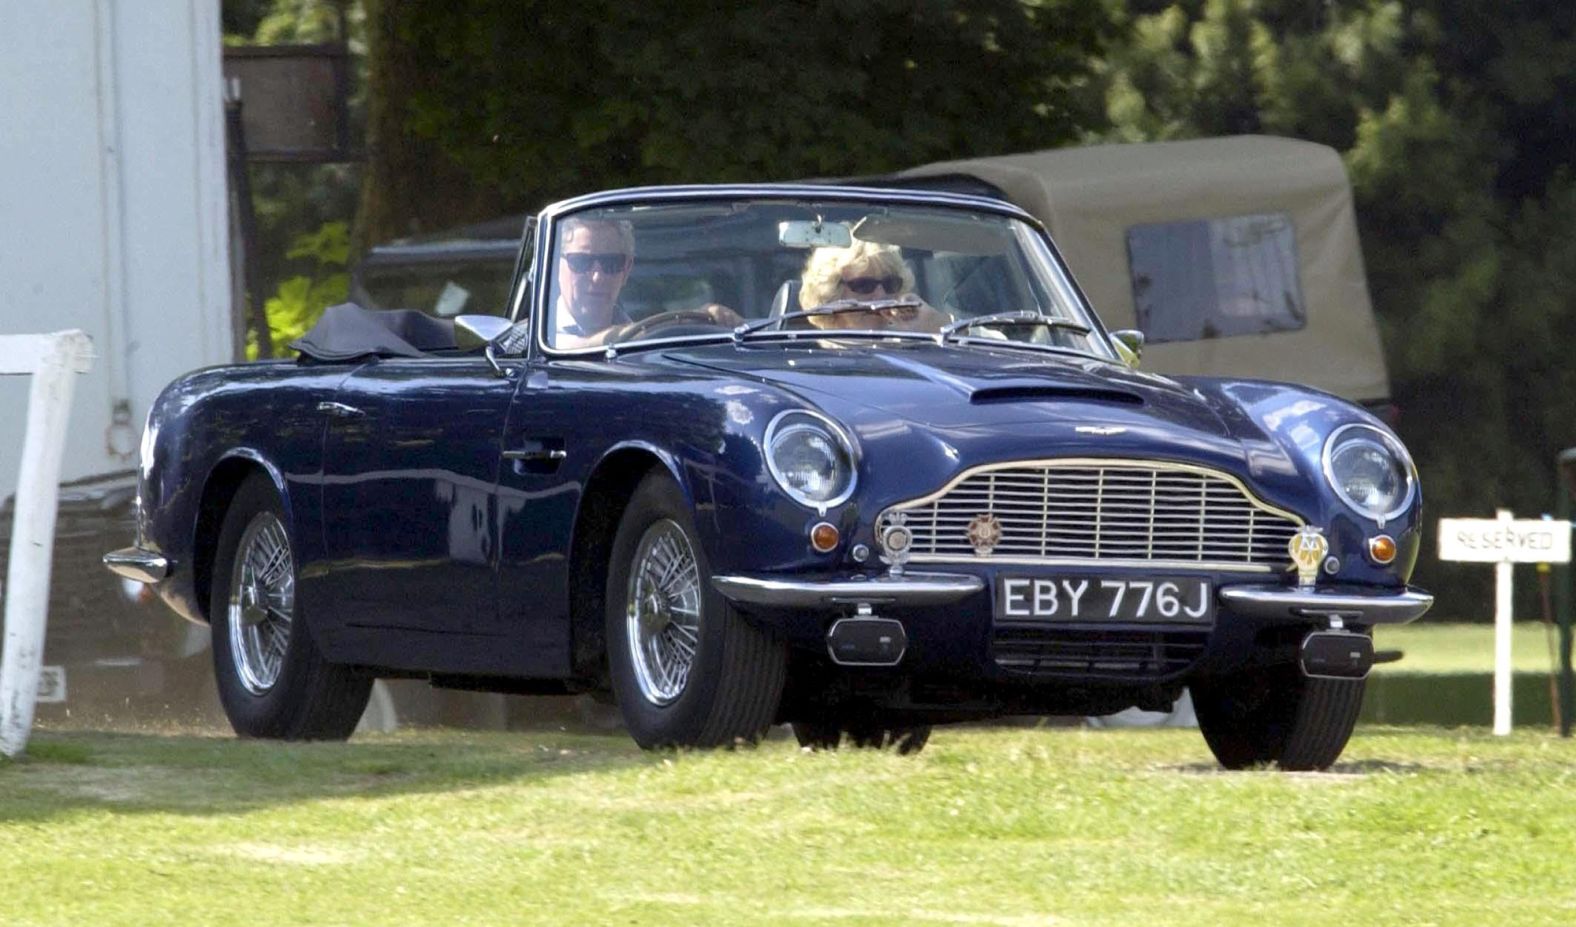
[123,183,1427,713]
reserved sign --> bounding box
[1438,516,1572,564]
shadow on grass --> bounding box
[1165,757,1432,776]
[0,726,657,824]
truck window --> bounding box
[1126,212,1307,343]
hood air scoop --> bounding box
[969,384,1144,406]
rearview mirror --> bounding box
[1111,329,1144,367]
[778,220,852,249]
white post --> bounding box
[1494,508,1514,736]
[0,331,94,758]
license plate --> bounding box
[996,576,1214,624]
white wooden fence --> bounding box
[1,331,94,758]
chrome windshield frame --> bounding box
[517,183,1116,362]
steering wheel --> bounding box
[616,308,735,342]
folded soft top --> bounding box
[289,303,456,361]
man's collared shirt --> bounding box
[555,305,632,347]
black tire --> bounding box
[210,474,372,740]
[791,718,932,755]
[606,471,787,748]
[1192,663,1365,771]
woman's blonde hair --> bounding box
[799,240,914,309]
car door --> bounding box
[316,354,520,655]
[488,362,587,678]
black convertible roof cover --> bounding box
[289,303,457,361]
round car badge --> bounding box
[966,513,1003,556]
[1288,526,1329,588]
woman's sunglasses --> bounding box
[840,275,903,295]
[563,252,631,274]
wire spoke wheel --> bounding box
[625,519,702,706]
[606,471,786,748]
[227,511,294,696]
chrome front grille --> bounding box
[879,459,1303,571]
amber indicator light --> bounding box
[810,522,840,553]
[1368,534,1397,565]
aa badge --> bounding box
[1288,526,1329,587]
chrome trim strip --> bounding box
[901,555,1276,573]
[711,571,984,608]
[540,184,1043,228]
[102,547,170,584]
[1219,585,1434,625]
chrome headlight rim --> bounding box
[1321,422,1417,524]
[764,408,858,510]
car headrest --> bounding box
[769,279,800,318]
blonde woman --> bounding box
[797,240,950,332]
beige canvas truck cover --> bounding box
[897,135,1389,403]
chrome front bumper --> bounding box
[711,571,983,608]
[1219,584,1434,625]
[102,546,170,584]
[712,571,1432,627]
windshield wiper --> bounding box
[936,311,1091,345]
[732,297,924,341]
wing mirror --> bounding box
[454,314,512,348]
[454,315,518,378]
[1111,329,1144,368]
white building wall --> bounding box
[0,0,231,492]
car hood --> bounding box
[663,339,1209,427]
[658,339,1307,489]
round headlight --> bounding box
[1322,424,1415,522]
[765,411,856,509]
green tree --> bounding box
[357,0,1120,244]
[250,221,351,360]
[225,0,364,356]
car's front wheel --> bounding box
[1192,661,1365,771]
[606,471,787,748]
[210,474,372,740]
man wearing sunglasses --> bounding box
[554,217,742,349]
[554,217,638,349]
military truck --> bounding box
[875,135,1391,411]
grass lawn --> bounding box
[5,723,1576,926]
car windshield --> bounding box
[540,197,1114,359]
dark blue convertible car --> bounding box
[105,184,1432,769]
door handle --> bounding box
[502,447,567,461]
[503,438,567,473]
[316,401,365,418]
